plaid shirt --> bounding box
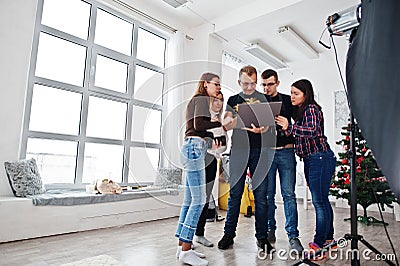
[287,104,329,158]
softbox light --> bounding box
[346,0,400,203]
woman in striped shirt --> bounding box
[275,79,336,261]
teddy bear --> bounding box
[94,178,122,194]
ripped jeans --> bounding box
[175,137,207,243]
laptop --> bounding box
[235,102,282,128]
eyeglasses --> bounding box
[209,81,221,87]
[240,81,257,87]
[261,82,277,87]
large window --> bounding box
[23,0,167,186]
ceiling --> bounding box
[120,0,359,68]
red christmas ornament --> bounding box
[362,147,367,153]
[357,157,364,164]
[356,166,362,173]
[344,178,350,185]
[346,135,350,141]
[342,159,348,165]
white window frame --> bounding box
[21,0,168,187]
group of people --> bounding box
[175,66,336,266]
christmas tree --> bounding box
[330,122,395,225]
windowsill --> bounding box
[0,186,180,206]
[43,182,154,191]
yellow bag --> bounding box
[218,182,254,214]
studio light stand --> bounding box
[344,113,395,266]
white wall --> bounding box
[0,0,38,196]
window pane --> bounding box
[128,147,159,183]
[26,138,77,184]
[94,8,133,55]
[95,55,128,93]
[41,0,91,40]
[134,65,163,104]
[82,143,124,183]
[35,33,86,86]
[86,96,127,140]
[29,85,82,135]
[131,106,161,143]
[137,28,165,68]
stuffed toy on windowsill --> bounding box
[94,179,122,194]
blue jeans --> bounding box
[224,147,274,240]
[175,137,207,243]
[303,149,336,247]
[267,148,299,239]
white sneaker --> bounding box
[176,246,206,259]
[178,249,208,266]
[176,246,181,259]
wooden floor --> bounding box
[1,203,399,266]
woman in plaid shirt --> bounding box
[275,79,336,261]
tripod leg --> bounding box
[359,237,396,266]
[292,258,319,266]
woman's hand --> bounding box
[222,116,236,131]
[275,116,289,131]
[211,138,222,150]
[242,123,269,134]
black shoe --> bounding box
[244,205,253,218]
[257,238,274,254]
[215,215,225,222]
[267,230,276,243]
[218,234,234,250]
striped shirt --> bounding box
[287,104,330,158]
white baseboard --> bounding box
[0,192,183,243]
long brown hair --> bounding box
[210,92,224,120]
[193,72,220,97]
[292,79,322,121]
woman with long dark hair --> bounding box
[275,79,336,261]
[175,72,222,266]
[195,92,227,248]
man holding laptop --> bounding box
[261,69,304,252]
[218,65,275,255]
